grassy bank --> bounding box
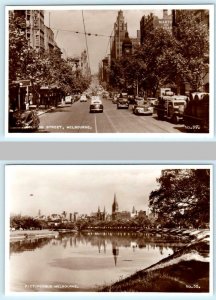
[101,230,210,292]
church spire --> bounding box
[112,193,119,213]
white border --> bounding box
[5,163,213,296]
[4,4,214,140]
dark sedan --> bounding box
[117,97,129,109]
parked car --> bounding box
[65,95,73,104]
[89,98,103,113]
[9,110,40,132]
[80,94,87,102]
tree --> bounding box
[174,10,209,91]
[149,169,210,228]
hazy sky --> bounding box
[6,165,166,217]
[44,9,165,73]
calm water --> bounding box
[9,231,187,292]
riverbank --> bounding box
[101,229,210,293]
[10,229,59,242]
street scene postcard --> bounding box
[5,165,212,293]
[6,5,214,137]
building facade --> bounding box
[111,10,128,60]
[44,25,55,52]
[25,10,45,51]
[80,50,91,77]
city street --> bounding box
[38,98,184,133]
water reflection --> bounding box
[10,237,51,254]
[10,231,187,265]
[112,241,119,266]
[10,231,189,291]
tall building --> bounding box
[111,10,128,60]
[122,32,132,56]
[101,57,109,82]
[80,50,91,77]
[25,10,45,51]
[44,25,55,52]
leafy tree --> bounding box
[149,169,210,228]
[174,10,209,91]
[109,10,209,95]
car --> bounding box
[65,95,73,104]
[9,110,40,132]
[146,97,158,114]
[133,104,153,115]
[112,95,118,104]
[80,94,87,102]
[132,97,153,115]
[128,94,135,104]
[117,96,129,109]
[89,98,103,113]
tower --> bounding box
[112,193,119,220]
[122,32,132,56]
[112,193,119,213]
[111,10,128,60]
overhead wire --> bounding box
[105,28,114,57]
[50,27,114,38]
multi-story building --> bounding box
[111,10,128,60]
[80,50,91,77]
[25,10,45,51]
[44,25,55,52]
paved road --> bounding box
[38,98,185,133]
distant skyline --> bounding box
[6,165,206,218]
[44,9,168,73]
[6,165,165,217]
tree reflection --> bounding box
[10,237,51,254]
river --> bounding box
[9,231,188,292]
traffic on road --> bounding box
[37,80,188,134]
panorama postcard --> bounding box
[5,165,212,293]
[5,5,214,138]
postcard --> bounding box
[5,5,214,138]
[5,164,212,293]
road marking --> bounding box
[94,114,98,133]
[103,110,119,133]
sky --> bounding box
[6,165,165,217]
[43,8,165,74]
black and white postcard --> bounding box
[5,5,214,138]
[5,164,212,293]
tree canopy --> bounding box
[108,10,209,95]
[9,11,91,96]
[149,169,210,228]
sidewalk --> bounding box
[29,103,63,116]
